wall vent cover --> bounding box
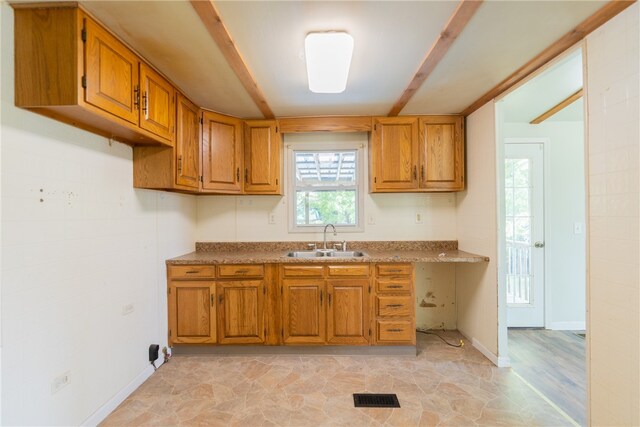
[353,393,400,408]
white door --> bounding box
[505,143,545,327]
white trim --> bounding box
[547,321,586,331]
[470,337,511,367]
[81,361,163,427]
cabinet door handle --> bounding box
[210,294,214,306]
[235,269,249,274]
[245,168,249,183]
[386,304,403,308]
[328,293,332,305]
[421,165,425,181]
[387,269,402,273]
[413,166,417,180]
[387,329,403,332]
[236,167,240,182]
[218,294,223,304]
[320,290,323,306]
[178,155,183,173]
[186,270,199,274]
[142,92,149,118]
[134,85,140,109]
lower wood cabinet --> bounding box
[168,281,216,344]
[327,280,370,345]
[168,262,414,347]
[282,279,326,344]
[217,280,265,344]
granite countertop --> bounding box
[166,241,489,265]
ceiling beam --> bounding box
[461,0,636,117]
[530,89,583,124]
[190,0,275,119]
[387,0,483,117]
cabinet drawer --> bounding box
[218,264,264,278]
[282,265,324,277]
[377,320,414,342]
[168,265,215,279]
[377,279,412,293]
[327,265,369,277]
[376,264,412,277]
[377,296,412,317]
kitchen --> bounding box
[0,0,638,426]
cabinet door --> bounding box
[139,62,175,142]
[370,117,418,191]
[244,120,281,194]
[84,17,139,124]
[202,111,243,193]
[168,281,216,345]
[175,94,200,189]
[327,280,370,345]
[217,281,265,344]
[282,279,326,344]
[419,116,464,191]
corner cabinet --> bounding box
[14,4,175,146]
[202,111,243,194]
[244,120,282,195]
[369,115,464,192]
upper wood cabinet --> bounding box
[202,111,243,193]
[13,5,174,146]
[370,117,419,191]
[369,115,464,193]
[133,92,199,191]
[175,94,201,189]
[419,116,465,191]
[139,63,175,142]
[84,16,139,125]
[244,120,282,195]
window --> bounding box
[287,138,364,232]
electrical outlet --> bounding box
[415,212,424,224]
[122,304,134,316]
[268,213,276,224]
[51,371,71,394]
[573,222,583,234]
[367,214,376,225]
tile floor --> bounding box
[101,332,571,426]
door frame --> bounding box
[503,139,548,327]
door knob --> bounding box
[534,241,545,248]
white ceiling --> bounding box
[58,1,609,118]
[502,48,584,123]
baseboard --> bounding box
[458,332,510,367]
[81,360,163,426]
[547,321,585,331]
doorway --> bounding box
[496,46,587,425]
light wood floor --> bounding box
[508,329,586,426]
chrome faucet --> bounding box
[323,224,337,250]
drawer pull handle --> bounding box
[186,270,199,274]
[387,285,403,289]
[386,304,404,308]
[235,269,250,274]
[387,329,404,332]
[387,269,402,273]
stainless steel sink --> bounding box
[325,251,366,258]
[286,251,325,258]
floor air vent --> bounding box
[353,393,400,408]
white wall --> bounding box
[0,3,197,425]
[585,4,639,425]
[503,121,586,329]
[455,103,501,363]
[196,132,457,242]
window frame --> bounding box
[286,140,365,233]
